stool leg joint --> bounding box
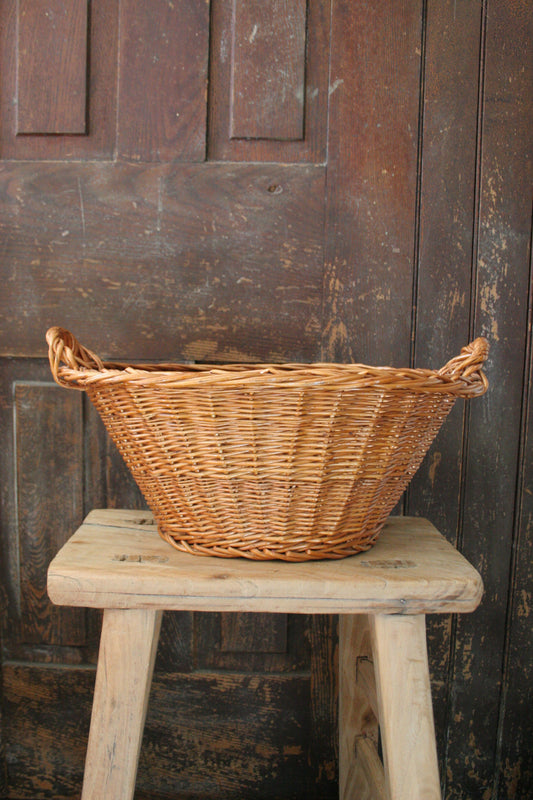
[339,614,442,800]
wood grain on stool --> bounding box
[339,614,382,800]
[82,608,162,800]
[371,615,440,800]
[48,510,483,615]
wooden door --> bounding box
[1,1,532,798]
[0,2,337,797]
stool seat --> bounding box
[47,509,483,800]
[48,509,482,614]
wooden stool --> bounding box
[47,510,483,800]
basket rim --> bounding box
[46,327,489,398]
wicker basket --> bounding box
[47,328,488,561]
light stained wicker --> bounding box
[47,328,489,561]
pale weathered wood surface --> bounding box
[81,608,162,800]
[47,510,483,614]
[371,614,441,800]
[356,657,378,721]
[339,615,381,800]
[354,738,387,800]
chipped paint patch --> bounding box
[329,78,344,96]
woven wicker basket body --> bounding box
[47,329,488,561]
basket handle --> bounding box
[438,337,489,396]
[46,327,105,389]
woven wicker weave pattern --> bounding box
[47,328,488,561]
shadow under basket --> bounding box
[47,328,489,561]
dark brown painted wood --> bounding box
[16,0,88,135]
[230,0,307,142]
[16,383,86,646]
[409,0,483,529]
[3,664,93,799]
[309,614,338,797]
[153,611,194,675]
[0,162,325,362]
[0,0,118,159]
[194,612,310,674]
[4,663,315,800]
[221,612,288,654]
[141,671,312,799]
[208,0,330,163]
[105,436,147,511]
[0,667,5,798]
[404,0,483,775]
[497,290,533,799]
[444,0,533,796]
[83,398,107,517]
[321,0,423,364]
[0,361,102,667]
[1,362,59,651]
[117,0,209,162]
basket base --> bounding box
[156,523,383,562]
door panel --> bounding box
[16,382,85,646]
[0,2,336,796]
[0,162,325,360]
[0,0,119,160]
[229,0,307,141]
[117,0,209,162]
[208,0,330,162]
[16,0,89,136]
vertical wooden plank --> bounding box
[409,0,483,524]
[16,383,85,645]
[153,610,194,674]
[497,280,533,798]
[230,0,307,141]
[17,0,88,135]
[309,614,338,798]
[83,398,107,515]
[405,0,483,777]
[117,0,209,162]
[444,0,533,796]
[0,652,5,799]
[220,613,287,653]
[0,361,21,646]
[322,0,423,365]
[0,360,68,656]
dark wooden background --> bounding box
[0,1,531,798]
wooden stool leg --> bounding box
[370,614,441,800]
[82,608,162,800]
[339,614,385,800]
